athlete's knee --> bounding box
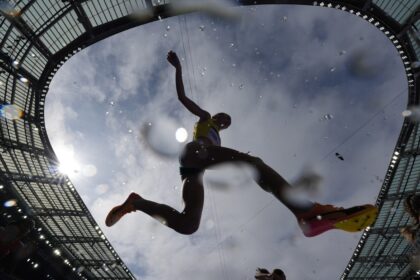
[178,222,199,235]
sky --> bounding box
[45,4,407,280]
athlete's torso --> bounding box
[193,118,221,146]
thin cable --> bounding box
[177,15,229,280]
[184,15,199,98]
[320,88,406,161]
[177,16,193,99]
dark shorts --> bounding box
[179,166,203,180]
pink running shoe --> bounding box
[105,193,141,227]
[297,203,378,237]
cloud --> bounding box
[46,5,407,280]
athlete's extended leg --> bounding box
[106,174,204,235]
[180,142,378,237]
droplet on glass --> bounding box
[128,129,133,133]
[206,219,215,230]
[282,16,288,22]
[0,104,24,120]
[229,43,235,48]
[402,110,412,117]
[330,67,336,72]
[324,114,334,120]
[335,152,344,160]
[199,25,205,31]
[109,101,114,106]
[163,33,168,38]
[141,118,183,158]
[339,50,347,56]
[232,63,236,68]
[166,25,170,31]
[4,199,17,208]
[82,164,97,177]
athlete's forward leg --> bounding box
[105,175,204,235]
[180,143,378,237]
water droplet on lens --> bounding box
[282,16,287,22]
[239,84,244,89]
[323,114,334,120]
[166,25,170,31]
[229,43,235,48]
[339,50,347,56]
[199,25,205,31]
[163,33,168,38]
[330,67,336,72]
[402,110,412,117]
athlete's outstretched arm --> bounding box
[167,51,210,120]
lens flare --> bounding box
[3,199,17,207]
[0,104,24,120]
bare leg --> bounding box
[180,142,312,215]
[132,174,204,235]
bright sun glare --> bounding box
[175,127,188,143]
[55,145,80,176]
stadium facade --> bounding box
[0,0,417,279]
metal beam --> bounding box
[55,235,103,244]
[0,137,46,156]
[32,207,87,217]
[0,12,53,60]
[356,254,410,264]
[0,50,38,85]
[399,6,420,37]
[66,0,94,37]
[2,172,62,185]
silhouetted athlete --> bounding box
[105,51,378,237]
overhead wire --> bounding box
[319,88,407,162]
[177,14,229,280]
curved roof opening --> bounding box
[46,4,407,279]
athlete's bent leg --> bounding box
[131,174,204,235]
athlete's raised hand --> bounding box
[167,50,181,68]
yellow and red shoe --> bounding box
[105,192,141,227]
[297,203,378,237]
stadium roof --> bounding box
[0,0,417,279]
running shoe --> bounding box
[105,192,141,227]
[297,203,378,237]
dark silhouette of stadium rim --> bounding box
[0,0,417,279]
